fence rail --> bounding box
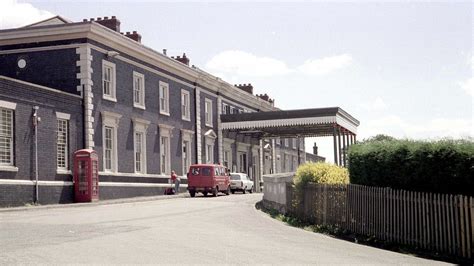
[286,183,473,259]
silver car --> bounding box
[230,173,254,194]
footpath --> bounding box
[0,193,189,213]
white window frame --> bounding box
[181,89,190,121]
[56,112,70,173]
[133,71,145,109]
[133,118,150,174]
[102,60,116,102]
[292,138,297,149]
[205,98,213,127]
[238,152,248,173]
[181,129,194,175]
[223,138,234,170]
[159,81,170,116]
[222,103,228,115]
[0,100,16,171]
[223,150,230,169]
[159,124,173,175]
[206,143,214,164]
[101,111,121,173]
[204,129,217,164]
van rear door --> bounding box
[188,166,213,188]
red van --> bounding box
[187,164,230,197]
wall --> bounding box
[90,48,196,178]
[0,77,83,207]
[0,48,80,95]
[262,172,294,214]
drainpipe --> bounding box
[33,106,40,204]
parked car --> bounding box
[187,164,230,197]
[230,173,254,194]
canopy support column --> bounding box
[337,127,342,166]
[297,136,301,166]
[342,129,347,167]
[271,139,276,174]
[333,126,338,165]
[259,139,264,193]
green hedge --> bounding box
[348,138,474,196]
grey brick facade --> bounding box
[0,48,80,95]
[0,77,83,207]
[0,17,311,207]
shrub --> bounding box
[294,162,349,188]
[348,138,474,196]
[292,162,349,210]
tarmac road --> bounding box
[0,193,449,265]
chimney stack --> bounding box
[313,142,318,155]
[235,83,253,94]
[171,53,190,66]
[257,93,269,101]
[163,49,167,56]
[124,31,142,43]
[89,16,121,32]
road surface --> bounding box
[0,193,448,264]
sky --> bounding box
[1,0,472,162]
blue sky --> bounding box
[1,1,472,162]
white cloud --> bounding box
[205,50,292,77]
[205,50,353,78]
[359,97,388,111]
[0,0,54,29]
[359,115,472,140]
[297,54,353,76]
[460,77,474,97]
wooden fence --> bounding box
[286,183,474,259]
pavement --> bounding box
[0,193,450,265]
[0,193,189,213]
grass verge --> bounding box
[255,201,473,265]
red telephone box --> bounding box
[73,149,99,202]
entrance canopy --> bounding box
[221,107,359,138]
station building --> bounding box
[0,16,336,207]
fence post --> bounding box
[454,195,461,256]
[460,195,466,257]
[388,188,395,242]
[470,197,473,259]
[441,194,447,253]
[448,194,453,255]
[421,191,426,249]
[408,190,412,246]
[464,196,471,259]
[414,191,418,247]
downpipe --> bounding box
[33,106,40,204]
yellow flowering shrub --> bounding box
[292,162,349,209]
[294,162,349,187]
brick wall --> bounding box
[0,77,83,182]
[90,48,196,176]
[0,49,80,95]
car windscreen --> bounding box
[191,167,212,176]
[230,175,241,180]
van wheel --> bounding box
[249,187,253,194]
[225,186,230,195]
[231,189,235,194]
[213,187,218,197]
[242,187,246,194]
[203,191,208,197]
[190,191,196,197]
